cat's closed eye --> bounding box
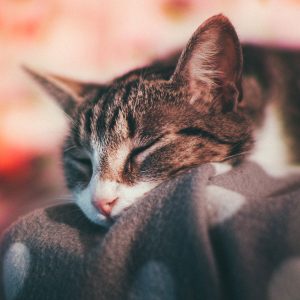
[64,150,93,187]
[121,137,163,180]
[130,136,164,164]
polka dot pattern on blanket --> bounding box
[205,185,246,225]
[210,162,233,176]
[128,260,175,300]
[268,257,300,300]
[3,242,31,300]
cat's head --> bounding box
[25,14,252,227]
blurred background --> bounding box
[1,0,300,233]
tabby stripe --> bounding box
[122,82,134,104]
[177,127,235,145]
[109,107,120,130]
[96,87,118,134]
[91,86,109,105]
[127,111,136,138]
[84,107,93,136]
[71,124,82,147]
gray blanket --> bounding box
[1,161,300,300]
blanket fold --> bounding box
[1,161,300,300]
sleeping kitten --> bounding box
[25,14,299,227]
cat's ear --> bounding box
[171,14,243,113]
[23,66,95,116]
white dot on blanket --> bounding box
[3,242,30,300]
[268,258,300,300]
[206,185,245,225]
[128,260,175,300]
[210,162,232,176]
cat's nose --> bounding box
[92,197,118,217]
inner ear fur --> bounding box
[171,14,243,113]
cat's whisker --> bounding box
[222,150,251,162]
[63,146,76,153]
[15,196,74,217]
[61,110,73,122]
[41,196,74,206]
[51,197,73,203]
[70,117,82,129]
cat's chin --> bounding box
[86,206,133,227]
[82,201,137,227]
[89,213,114,228]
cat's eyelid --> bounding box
[131,135,164,163]
[135,136,163,154]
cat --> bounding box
[24,14,300,227]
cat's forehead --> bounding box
[72,73,195,153]
[81,81,166,120]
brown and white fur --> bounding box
[25,14,300,227]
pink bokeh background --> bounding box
[1,0,300,232]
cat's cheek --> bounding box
[111,181,159,218]
[74,187,111,227]
[111,197,138,218]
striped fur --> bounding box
[27,15,256,226]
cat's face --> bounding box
[25,14,253,227]
[64,84,199,226]
[63,80,251,226]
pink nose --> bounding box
[92,198,118,217]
